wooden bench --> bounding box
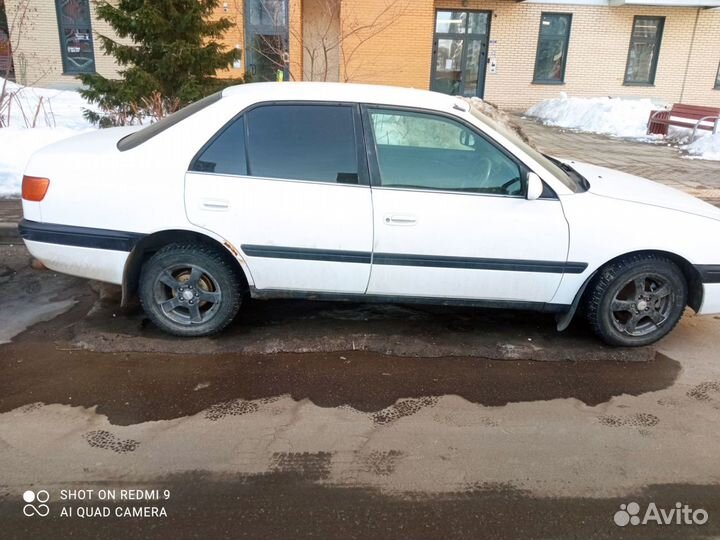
[648,104,720,139]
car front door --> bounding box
[185,103,373,294]
[363,107,570,304]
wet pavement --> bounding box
[2,243,720,539]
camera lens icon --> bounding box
[22,490,50,517]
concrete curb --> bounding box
[0,222,20,243]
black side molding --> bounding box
[242,244,588,274]
[373,253,587,274]
[18,219,144,252]
[242,245,372,264]
[696,265,720,284]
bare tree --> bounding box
[1,0,56,127]
[334,0,409,83]
[233,0,409,83]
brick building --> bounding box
[5,0,720,110]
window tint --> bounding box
[369,110,523,196]
[246,105,359,184]
[118,92,222,151]
[533,13,572,84]
[192,116,247,175]
[625,16,664,85]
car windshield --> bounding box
[469,107,586,193]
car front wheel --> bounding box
[139,243,241,337]
[586,254,687,347]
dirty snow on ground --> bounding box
[683,133,720,161]
[526,92,720,161]
[0,78,97,197]
[525,92,661,139]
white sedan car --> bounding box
[18,83,720,346]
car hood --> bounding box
[563,160,720,222]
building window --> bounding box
[715,63,720,90]
[55,0,96,74]
[533,13,572,84]
[624,16,664,86]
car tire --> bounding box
[139,243,241,337]
[585,254,687,347]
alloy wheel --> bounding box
[152,264,223,326]
[609,273,674,337]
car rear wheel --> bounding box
[139,243,241,337]
[586,254,687,347]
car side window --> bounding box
[245,104,360,184]
[368,109,523,196]
[191,116,247,175]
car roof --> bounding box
[221,82,467,112]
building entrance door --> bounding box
[430,10,491,98]
[245,0,289,81]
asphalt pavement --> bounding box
[1,242,720,539]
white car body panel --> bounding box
[368,189,569,302]
[16,82,720,330]
[24,240,128,284]
[185,174,373,293]
[700,284,720,314]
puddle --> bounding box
[0,344,681,425]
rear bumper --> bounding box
[18,219,142,285]
[18,219,143,251]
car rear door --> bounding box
[185,102,373,294]
[363,106,572,304]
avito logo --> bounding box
[614,501,708,527]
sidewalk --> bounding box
[515,115,720,206]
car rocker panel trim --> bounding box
[695,265,720,284]
[241,244,588,274]
[18,219,144,252]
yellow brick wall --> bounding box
[215,0,245,79]
[301,0,341,81]
[289,0,303,80]
[8,0,720,111]
[338,0,434,87]
[423,1,720,110]
[680,9,720,106]
[328,0,720,110]
[5,0,124,87]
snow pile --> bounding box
[683,133,720,161]
[0,78,96,197]
[525,93,662,139]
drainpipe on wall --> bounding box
[679,8,701,104]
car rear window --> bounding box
[117,92,222,151]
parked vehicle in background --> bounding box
[18,83,720,346]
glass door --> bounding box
[245,0,289,81]
[431,11,491,98]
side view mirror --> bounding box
[526,172,543,201]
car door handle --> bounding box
[384,215,417,226]
[201,199,230,211]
